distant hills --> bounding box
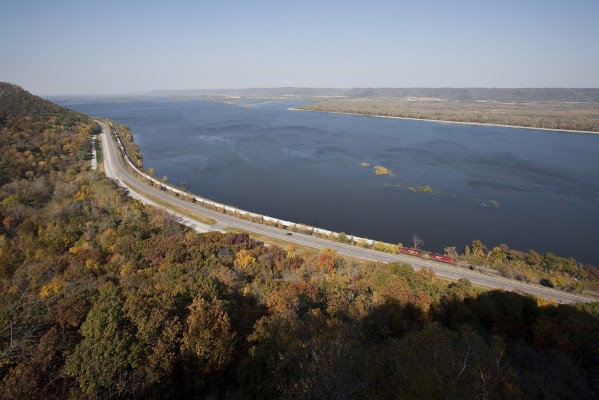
[3,82,599,399]
[149,87,599,103]
[149,87,348,98]
[346,87,599,102]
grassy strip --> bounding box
[95,134,103,168]
[124,180,217,225]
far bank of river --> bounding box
[295,97,599,134]
[289,107,599,135]
[62,97,599,265]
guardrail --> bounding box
[106,122,598,304]
[108,122,376,246]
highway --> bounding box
[97,120,592,304]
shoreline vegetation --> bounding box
[140,87,599,133]
[108,116,599,297]
[96,89,599,296]
[373,165,391,175]
[292,98,599,134]
[3,83,599,398]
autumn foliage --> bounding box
[1,83,599,399]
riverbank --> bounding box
[103,118,597,301]
[65,97,599,291]
[292,96,599,134]
[290,107,599,135]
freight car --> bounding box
[399,247,456,264]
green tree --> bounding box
[337,231,350,244]
[64,283,143,399]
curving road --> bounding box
[97,120,592,304]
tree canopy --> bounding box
[1,83,598,399]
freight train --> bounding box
[399,247,457,264]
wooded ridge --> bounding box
[1,83,598,399]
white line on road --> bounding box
[96,120,592,304]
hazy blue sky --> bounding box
[1,0,598,95]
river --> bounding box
[59,97,599,265]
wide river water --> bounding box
[61,98,599,265]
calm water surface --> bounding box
[62,98,599,264]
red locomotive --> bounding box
[399,247,456,264]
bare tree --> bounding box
[444,246,458,258]
[412,235,424,250]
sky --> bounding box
[1,0,598,95]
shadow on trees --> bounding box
[432,288,599,399]
[361,300,428,342]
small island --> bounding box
[374,165,391,175]
[409,184,434,193]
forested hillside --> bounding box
[1,83,599,399]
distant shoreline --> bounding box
[289,107,599,135]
